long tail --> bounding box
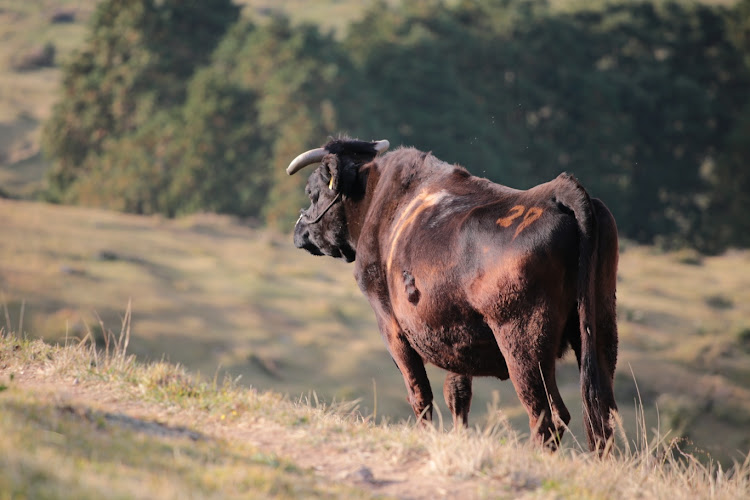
[555,173,609,452]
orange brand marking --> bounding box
[496,205,544,239]
[514,207,544,239]
[496,205,525,227]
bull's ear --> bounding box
[323,155,340,192]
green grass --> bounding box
[0,0,94,200]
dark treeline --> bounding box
[43,0,750,253]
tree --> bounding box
[40,0,749,250]
[206,15,366,226]
[71,111,177,213]
[42,0,239,202]
[166,68,266,217]
[345,0,748,247]
[701,0,750,252]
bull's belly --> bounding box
[400,318,509,379]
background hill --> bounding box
[1,0,750,473]
[2,197,750,467]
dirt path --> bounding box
[9,369,510,500]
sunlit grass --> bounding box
[2,332,749,499]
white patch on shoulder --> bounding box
[386,189,449,273]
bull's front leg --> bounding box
[356,261,433,423]
[377,316,433,423]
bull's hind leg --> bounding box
[491,320,571,449]
[443,373,472,428]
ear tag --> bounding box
[328,177,334,191]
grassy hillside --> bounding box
[1,0,748,473]
[0,336,375,499]
[2,198,750,468]
[2,335,749,499]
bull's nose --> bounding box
[293,228,324,256]
[293,228,308,249]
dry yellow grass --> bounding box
[2,333,749,499]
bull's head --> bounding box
[287,138,390,262]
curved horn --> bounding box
[373,139,390,153]
[286,148,327,176]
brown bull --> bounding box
[287,138,619,452]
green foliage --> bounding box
[72,111,178,213]
[730,0,750,66]
[345,0,749,248]
[209,15,372,225]
[42,0,240,205]
[571,2,747,247]
[166,69,266,217]
[41,0,750,249]
[702,108,750,252]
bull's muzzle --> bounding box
[293,220,323,256]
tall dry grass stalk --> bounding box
[81,298,133,372]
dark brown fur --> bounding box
[292,139,619,453]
